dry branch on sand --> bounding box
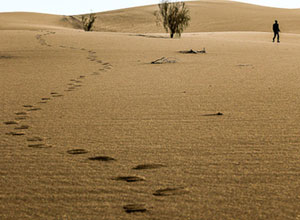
[151,57,177,64]
[180,48,206,54]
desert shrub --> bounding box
[155,0,190,38]
[82,13,96,31]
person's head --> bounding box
[275,20,278,23]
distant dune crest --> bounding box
[1,1,300,33]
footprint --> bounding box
[15,112,27,116]
[88,156,115,162]
[27,107,42,111]
[153,187,189,196]
[23,105,33,108]
[92,72,100,75]
[52,94,64,97]
[27,137,43,142]
[113,176,145,182]
[123,204,147,213]
[41,98,51,101]
[133,164,166,170]
[28,144,52,148]
[4,121,18,125]
[15,125,29,130]
[67,149,88,155]
[6,131,25,136]
[202,112,223,116]
[15,116,28,120]
[79,75,85,79]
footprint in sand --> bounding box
[4,121,19,125]
[67,149,88,155]
[52,94,64,98]
[15,111,27,116]
[15,116,28,120]
[113,176,145,182]
[133,163,166,170]
[14,125,30,130]
[153,187,189,196]
[27,136,43,142]
[123,204,147,213]
[50,92,63,97]
[41,98,51,101]
[78,75,85,79]
[28,143,52,148]
[91,72,100,75]
[6,131,25,136]
[88,156,116,162]
[27,107,42,111]
[202,112,223,116]
[23,105,34,108]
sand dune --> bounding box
[1,0,300,219]
[91,1,300,33]
[2,1,300,33]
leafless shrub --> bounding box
[154,0,190,38]
[82,13,96,31]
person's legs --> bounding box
[273,32,276,42]
[277,32,280,42]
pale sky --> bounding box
[0,0,300,15]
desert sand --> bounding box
[1,0,300,219]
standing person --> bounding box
[273,20,280,43]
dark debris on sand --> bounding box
[88,156,116,161]
[123,204,147,213]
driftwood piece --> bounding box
[151,57,177,64]
[180,48,206,54]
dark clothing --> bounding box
[273,22,280,42]
[273,23,280,33]
[273,32,280,42]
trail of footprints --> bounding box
[5,31,113,147]
[4,30,187,215]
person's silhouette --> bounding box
[273,20,280,43]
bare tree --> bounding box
[81,13,96,31]
[155,0,190,38]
